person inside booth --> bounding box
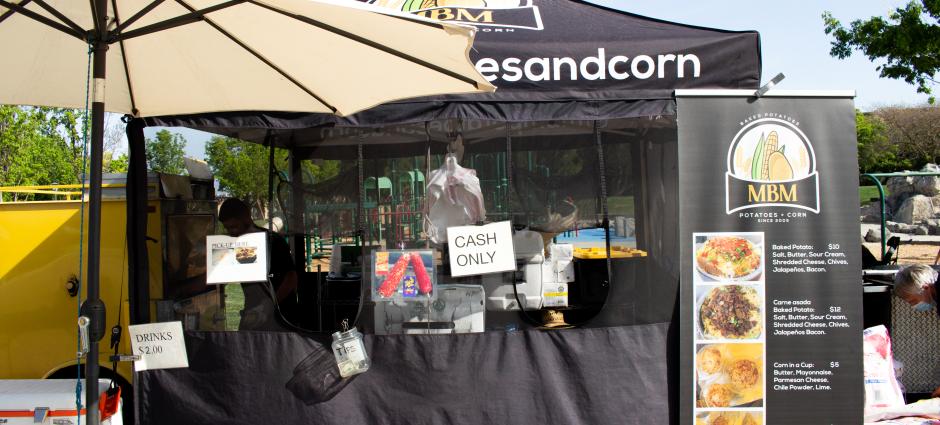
[218,198,299,331]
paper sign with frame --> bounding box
[206,232,268,284]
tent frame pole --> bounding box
[82,1,108,423]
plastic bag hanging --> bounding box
[425,153,486,244]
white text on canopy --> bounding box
[129,321,189,371]
[447,221,515,277]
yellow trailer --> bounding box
[0,181,157,388]
[0,174,215,393]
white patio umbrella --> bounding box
[0,1,493,422]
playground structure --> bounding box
[292,151,528,264]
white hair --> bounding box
[894,264,938,298]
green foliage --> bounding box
[205,136,341,218]
[205,136,276,213]
[855,110,912,173]
[107,152,129,173]
[145,129,186,174]
[0,106,87,200]
[823,2,940,103]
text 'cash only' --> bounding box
[447,221,515,277]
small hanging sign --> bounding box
[206,232,268,284]
[129,321,189,371]
[447,221,515,277]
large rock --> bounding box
[886,192,913,215]
[895,195,936,224]
[927,219,940,236]
[913,176,940,196]
[886,176,915,196]
[887,221,919,233]
[865,228,890,243]
[860,203,884,223]
[914,164,940,196]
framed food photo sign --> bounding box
[206,232,269,284]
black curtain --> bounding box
[126,117,150,325]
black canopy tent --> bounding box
[126,2,761,423]
[140,0,760,136]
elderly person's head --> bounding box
[894,264,939,312]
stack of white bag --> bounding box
[864,325,940,424]
[425,154,486,244]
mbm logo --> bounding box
[363,0,543,31]
[725,117,820,214]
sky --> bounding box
[146,0,932,160]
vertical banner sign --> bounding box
[677,94,862,424]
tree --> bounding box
[823,2,940,103]
[205,136,340,219]
[855,110,911,173]
[1,106,132,201]
[205,136,279,218]
[873,105,940,169]
[0,106,86,200]
[105,152,129,173]
[145,129,186,174]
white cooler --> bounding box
[0,379,122,425]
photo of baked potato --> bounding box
[235,246,257,264]
[695,235,762,281]
[698,285,762,340]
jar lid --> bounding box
[332,327,358,340]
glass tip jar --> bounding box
[331,319,370,378]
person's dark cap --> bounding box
[219,198,251,222]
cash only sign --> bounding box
[447,221,515,277]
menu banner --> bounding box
[677,94,862,424]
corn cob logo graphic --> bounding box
[726,117,819,214]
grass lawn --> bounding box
[859,185,889,207]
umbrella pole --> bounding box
[82,2,108,423]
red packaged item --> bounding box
[411,254,432,295]
[377,253,411,298]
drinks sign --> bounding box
[129,321,189,371]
